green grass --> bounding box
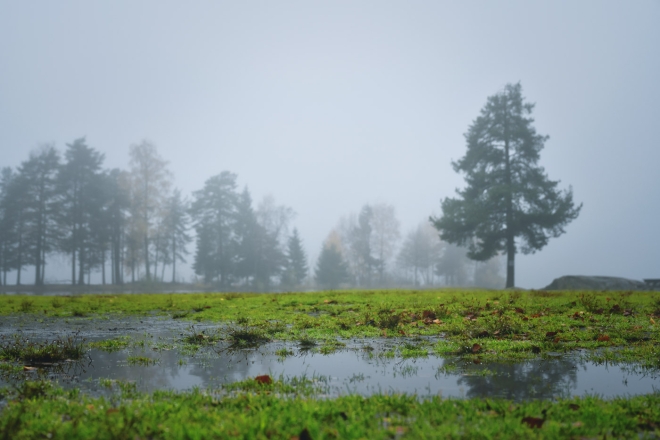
[1,289,659,367]
[1,381,660,439]
[0,332,87,364]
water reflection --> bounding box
[2,343,655,401]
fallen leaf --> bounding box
[545,331,557,338]
[471,343,482,353]
[106,408,119,415]
[86,404,95,411]
[531,313,541,318]
[23,366,37,371]
[597,334,610,342]
[553,337,560,344]
[432,319,443,324]
[477,330,489,338]
[521,416,545,429]
[515,307,525,314]
[254,375,273,384]
[522,316,529,321]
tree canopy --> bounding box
[431,83,581,288]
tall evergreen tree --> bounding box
[315,238,349,290]
[162,189,191,283]
[105,169,130,285]
[0,168,22,285]
[282,228,308,289]
[57,137,105,285]
[190,171,238,285]
[19,145,60,285]
[431,83,581,287]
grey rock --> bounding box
[543,275,648,291]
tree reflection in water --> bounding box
[439,357,581,400]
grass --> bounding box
[0,332,87,364]
[1,288,659,366]
[1,381,660,439]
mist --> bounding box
[1,1,659,289]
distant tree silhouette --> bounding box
[19,145,61,285]
[282,228,308,289]
[57,137,106,285]
[190,171,238,285]
[315,238,349,290]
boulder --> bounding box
[543,275,648,291]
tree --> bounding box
[57,137,106,285]
[431,83,581,288]
[370,203,401,284]
[128,140,172,281]
[396,221,443,286]
[315,231,349,290]
[19,145,61,285]
[282,228,308,289]
[161,189,191,283]
[190,171,238,286]
[436,243,469,286]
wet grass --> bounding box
[0,332,86,364]
[1,289,659,368]
[1,380,660,439]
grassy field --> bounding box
[1,288,659,438]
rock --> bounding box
[543,275,648,291]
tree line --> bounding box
[313,204,504,290]
[0,138,308,290]
[2,83,580,290]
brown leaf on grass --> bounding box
[545,331,558,338]
[422,310,436,320]
[530,313,541,318]
[473,358,481,364]
[553,337,560,344]
[106,408,119,415]
[254,375,273,384]
[568,404,580,411]
[522,316,529,321]
[521,416,545,429]
[515,307,525,314]
[596,334,610,342]
[477,330,489,338]
[398,330,407,336]
[471,343,482,353]
[432,319,443,324]
[22,366,37,371]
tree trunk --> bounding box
[144,235,150,280]
[503,102,515,288]
[171,235,176,283]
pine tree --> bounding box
[282,228,308,289]
[432,83,581,288]
[315,241,349,290]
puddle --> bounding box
[1,317,659,401]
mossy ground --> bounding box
[1,289,659,437]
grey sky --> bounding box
[1,1,659,288]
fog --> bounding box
[1,1,659,289]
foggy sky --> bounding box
[1,1,659,288]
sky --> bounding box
[1,1,659,288]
